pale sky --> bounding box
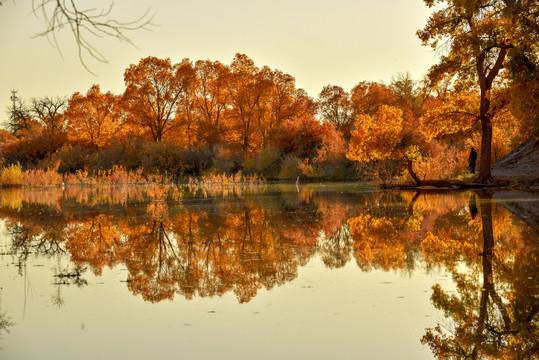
[0,0,438,124]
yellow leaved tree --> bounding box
[346,105,423,184]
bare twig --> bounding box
[30,0,156,75]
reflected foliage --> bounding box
[421,193,539,359]
[0,185,537,359]
[0,311,14,348]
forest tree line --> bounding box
[2,0,537,183]
[1,51,534,183]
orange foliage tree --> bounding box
[350,81,398,116]
[123,56,195,142]
[347,105,423,183]
[417,0,539,182]
[224,54,273,155]
[192,59,230,148]
[65,85,123,148]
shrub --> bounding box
[1,131,67,168]
[278,155,302,180]
[138,142,190,179]
[94,140,190,179]
[256,147,281,179]
[1,163,23,185]
[93,140,143,172]
[213,157,234,174]
[307,157,359,180]
[57,144,98,173]
[182,146,215,175]
[412,145,467,181]
[241,156,256,173]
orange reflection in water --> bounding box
[0,185,537,358]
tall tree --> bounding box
[417,0,539,182]
[317,85,354,140]
[350,81,398,117]
[65,85,123,147]
[225,54,272,155]
[123,56,194,142]
[30,96,67,134]
[194,60,230,148]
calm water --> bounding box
[0,184,537,360]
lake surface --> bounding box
[0,184,537,359]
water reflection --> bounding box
[0,185,536,358]
[0,291,14,347]
[421,193,539,359]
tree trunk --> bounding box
[475,46,508,183]
[406,160,422,185]
[470,192,495,357]
[478,111,493,182]
[477,87,493,182]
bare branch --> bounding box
[30,0,156,75]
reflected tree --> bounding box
[122,218,181,303]
[66,215,122,275]
[318,225,353,269]
[421,193,539,359]
[347,192,423,271]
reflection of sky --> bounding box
[0,251,449,360]
[0,0,437,124]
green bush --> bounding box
[94,140,143,171]
[309,158,359,180]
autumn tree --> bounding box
[350,81,398,117]
[172,60,198,147]
[317,85,354,140]
[259,69,303,146]
[65,85,123,147]
[507,49,539,136]
[225,54,273,155]
[417,0,539,182]
[193,60,230,148]
[347,105,423,183]
[123,56,195,142]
